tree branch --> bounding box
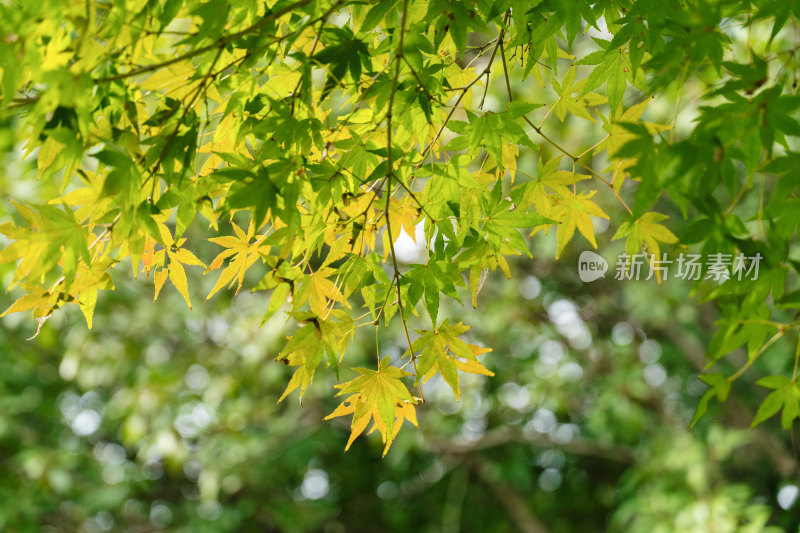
[469,456,551,533]
[94,0,314,84]
[382,0,423,400]
[426,425,635,463]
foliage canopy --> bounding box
[2,0,800,454]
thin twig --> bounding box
[290,7,335,115]
[728,329,786,383]
[418,29,506,166]
[402,55,436,102]
[147,45,225,200]
[95,0,313,83]
[523,115,634,214]
[499,35,513,99]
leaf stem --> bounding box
[728,330,786,383]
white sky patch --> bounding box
[393,221,427,263]
[585,16,614,41]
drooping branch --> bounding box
[382,0,422,400]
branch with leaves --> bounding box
[3,0,800,454]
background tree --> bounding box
[2,0,800,530]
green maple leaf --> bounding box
[751,376,800,430]
[613,212,678,276]
[689,373,731,429]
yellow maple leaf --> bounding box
[322,225,352,263]
[153,269,168,301]
[325,357,418,456]
[600,97,672,158]
[553,190,609,259]
[295,267,345,317]
[276,323,325,402]
[1,288,50,318]
[410,320,494,401]
[388,197,419,243]
[151,243,206,308]
[382,197,419,260]
[205,222,269,299]
[141,237,158,276]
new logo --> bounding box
[578,251,608,282]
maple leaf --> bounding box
[68,258,116,328]
[404,261,464,325]
[605,158,637,193]
[408,320,493,401]
[151,239,205,309]
[2,257,116,330]
[1,285,52,320]
[502,142,519,173]
[552,190,609,259]
[325,356,417,455]
[520,157,590,244]
[380,195,420,261]
[689,373,732,429]
[294,266,346,318]
[482,186,553,258]
[613,212,678,283]
[613,211,678,258]
[205,221,270,299]
[277,323,326,402]
[141,237,158,277]
[597,97,671,158]
[1,201,90,290]
[389,197,419,242]
[551,66,607,123]
[578,41,646,116]
[322,224,353,263]
[751,376,800,430]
